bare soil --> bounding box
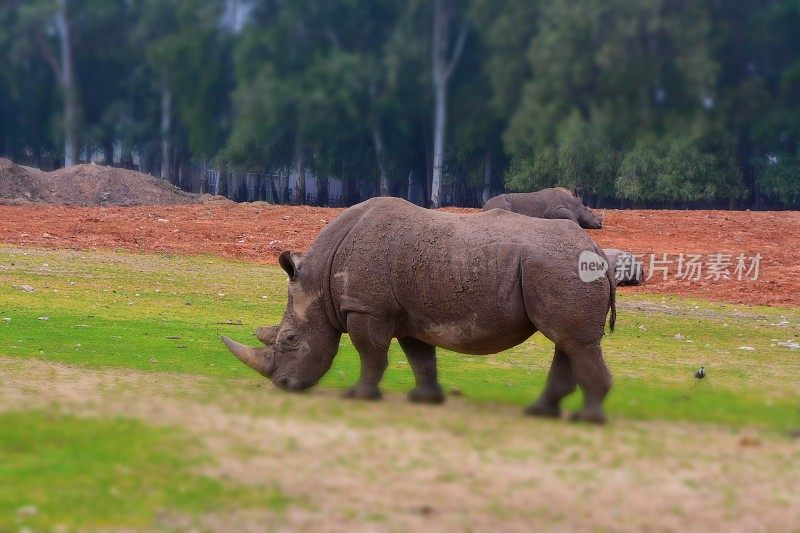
[0,203,798,306]
[0,158,200,206]
[2,357,798,531]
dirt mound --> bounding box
[0,158,199,206]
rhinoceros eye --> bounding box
[281,330,300,346]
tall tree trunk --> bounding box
[178,155,190,191]
[454,174,464,206]
[269,171,280,203]
[344,177,358,206]
[257,173,266,201]
[217,170,227,197]
[430,0,468,208]
[56,0,78,167]
[317,175,329,206]
[294,134,306,205]
[481,150,492,204]
[103,139,114,166]
[425,146,433,207]
[281,166,290,204]
[371,117,389,196]
[121,150,134,170]
[430,82,447,207]
[160,69,173,182]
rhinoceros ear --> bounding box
[255,325,279,345]
[279,250,301,280]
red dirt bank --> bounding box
[1,203,798,306]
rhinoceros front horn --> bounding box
[221,336,272,377]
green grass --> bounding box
[1,245,799,431]
[0,410,290,530]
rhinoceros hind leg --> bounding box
[342,313,391,401]
[570,408,607,425]
[408,385,445,404]
[399,337,445,404]
[526,346,575,419]
[563,341,612,424]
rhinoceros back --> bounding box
[324,198,611,352]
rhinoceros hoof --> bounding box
[408,385,446,404]
[524,402,561,419]
[570,409,607,425]
[342,385,382,401]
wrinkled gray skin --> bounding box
[483,188,604,229]
[222,197,616,423]
[604,248,643,286]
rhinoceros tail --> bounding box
[609,283,616,332]
[606,264,617,333]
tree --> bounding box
[2,0,799,209]
[224,2,315,203]
[54,0,76,166]
[503,0,718,203]
[134,0,232,186]
[429,0,468,207]
[226,0,416,205]
[135,0,180,181]
[16,0,80,166]
[448,14,506,205]
[707,0,800,207]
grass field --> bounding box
[2,245,798,429]
[1,245,799,529]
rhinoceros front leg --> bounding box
[342,313,391,401]
[544,205,575,221]
[525,346,576,418]
[399,337,445,404]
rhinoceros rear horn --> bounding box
[221,335,272,377]
[255,325,279,345]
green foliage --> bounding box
[506,113,617,196]
[616,137,719,203]
[502,0,736,204]
[757,152,800,206]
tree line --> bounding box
[1,0,798,208]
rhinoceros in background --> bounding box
[222,197,616,423]
[483,188,604,229]
[604,248,644,286]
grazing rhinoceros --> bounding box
[483,188,604,229]
[222,197,616,423]
[604,248,644,286]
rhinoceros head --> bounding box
[221,251,341,392]
[567,190,604,229]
